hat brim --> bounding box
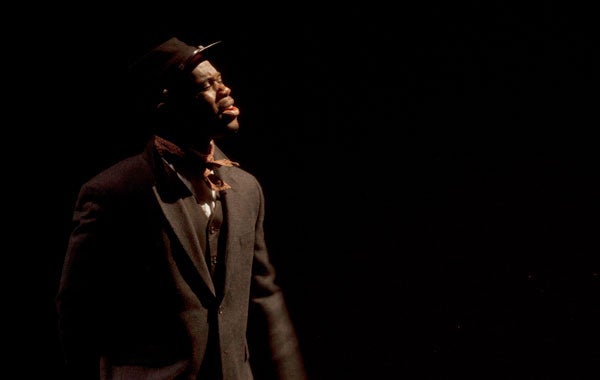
[179,40,222,73]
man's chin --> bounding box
[224,119,240,134]
[213,120,240,139]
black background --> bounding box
[14,2,598,379]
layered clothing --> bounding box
[57,136,306,380]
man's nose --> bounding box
[217,82,231,96]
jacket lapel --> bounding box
[153,188,216,297]
[148,144,216,297]
[213,165,244,299]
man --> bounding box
[56,36,307,380]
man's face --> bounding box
[171,60,240,141]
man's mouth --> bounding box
[222,105,239,117]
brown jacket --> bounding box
[56,138,306,380]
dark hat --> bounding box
[128,37,222,97]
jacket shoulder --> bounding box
[82,153,154,196]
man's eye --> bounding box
[198,77,222,91]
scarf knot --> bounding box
[154,135,239,191]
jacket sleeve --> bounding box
[248,183,308,380]
[56,185,110,380]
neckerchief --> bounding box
[154,135,240,191]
